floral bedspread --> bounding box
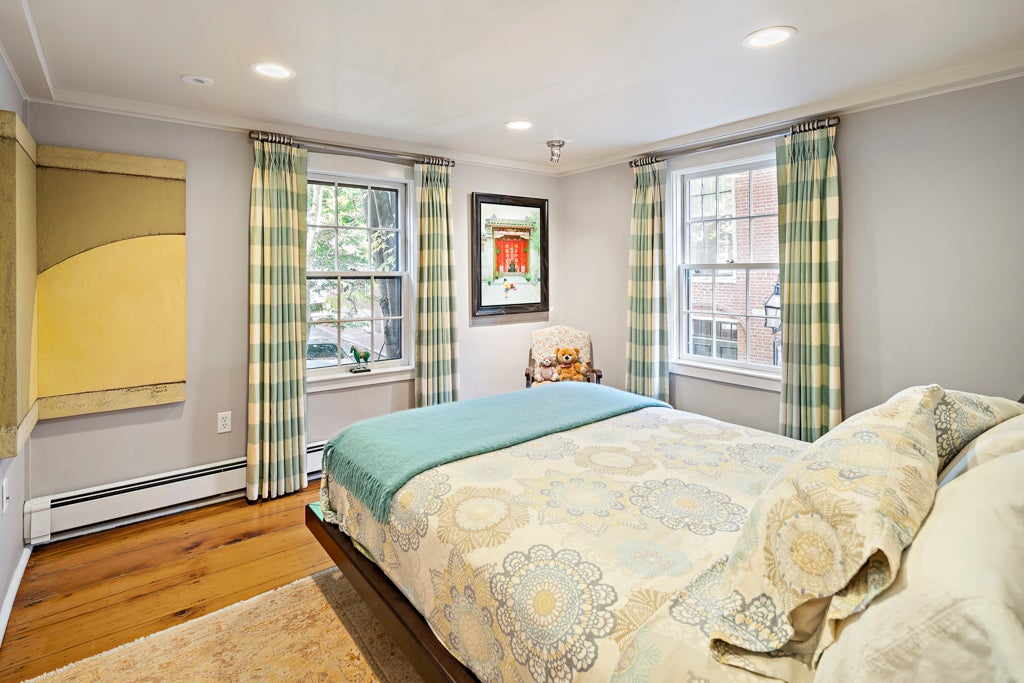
[321,407,807,683]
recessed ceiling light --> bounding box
[505,120,533,131]
[251,62,296,79]
[742,26,797,49]
[181,74,214,87]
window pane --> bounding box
[338,228,370,271]
[339,278,372,319]
[688,178,712,220]
[370,229,399,271]
[748,269,781,316]
[747,316,781,367]
[369,188,397,230]
[684,269,713,314]
[337,185,367,227]
[307,278,338,322]
[714,316,741,361]
[374,319,403,361]
[717,172,740,218]
[689,314,712,357]
[751,216,779,262]
[307,182,336,227]
[340,321,372,365]
[339,278,372,321]
[717,220,737,263]
[731,218,751,263]
[689,221,716,263]
[751,167,778,216]
[716,320,738,341]
[714,269,747,319]
[307,323,339,370]
[374,277,402,318]
[307,228,337,272]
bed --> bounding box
[306,382,1024,682]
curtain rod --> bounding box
[629,115,839,167]
[248,130,455,167]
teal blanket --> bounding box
[324,383,668,522]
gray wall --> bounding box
[27,103,254,495]
[561,163,633,392]
[0,54,23,119]
[560,75,1024,428]
[9,68,1023,551]
[0,53,27,628]
[839,76,1024,414]
[25,104,563,494]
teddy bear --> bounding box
[533,355,561,384]
[555,347,588,382]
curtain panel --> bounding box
[415,162,459,407]
[246,140,308,500]
[626,160,670,402]
[776,126,842,441]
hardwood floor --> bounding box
[0,483,333,682]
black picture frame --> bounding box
[471,193,549,318]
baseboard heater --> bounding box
[24,441,327,545]
[24,457,249,544]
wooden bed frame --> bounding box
[305,505,478,683]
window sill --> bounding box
[670,360,781,392]
[307,365,415,393]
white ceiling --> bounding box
[1,0,1023,173]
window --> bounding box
[305,176,409,373]
[674,156,781,373]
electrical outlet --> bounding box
[217,411,232,434]
[2,478,8,515]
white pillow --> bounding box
[816,450,1024,682]
[938,413,1024,488]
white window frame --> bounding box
[668,152,782,392]
[305,172,416,390]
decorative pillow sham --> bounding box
[938,412,1024,488]
[706,384,946,683]
[933,390,1024,472]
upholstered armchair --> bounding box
[524,325,603,388]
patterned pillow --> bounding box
[706,385,946,682]
[933,390,1024,472]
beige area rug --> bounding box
[26,570,425,682]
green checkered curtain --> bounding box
[415,160,459,407]
[777,125,842,441]
[626,159,669,402]
[246,140,308,500]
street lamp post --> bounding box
[764,280,781,366]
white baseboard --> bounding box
[0,545,32,645]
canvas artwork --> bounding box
[471,193,548,317]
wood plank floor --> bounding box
[0,483,332,682]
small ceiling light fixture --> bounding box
[250,62,296,79]
[181,74,214,87]
[505,120,533,131]
[547,139,566,164]
[742,26,797,49]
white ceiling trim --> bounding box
[18,0,52,98]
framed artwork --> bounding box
[471,193,549,318]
